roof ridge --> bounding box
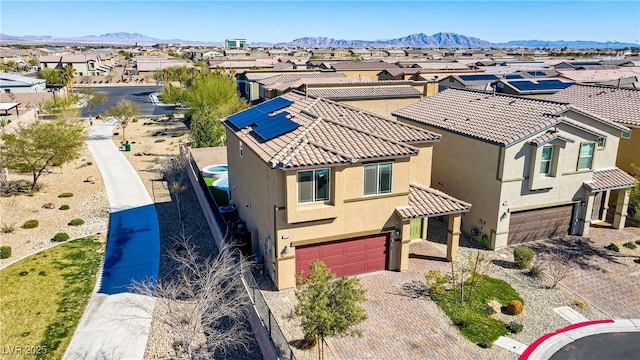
[271,115,324,167]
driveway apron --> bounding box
[64,123,160,360]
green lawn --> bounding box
[0,236,103,359]
[433,275,523,344]
[203,177,215,187]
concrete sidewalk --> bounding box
[64,124,160,360]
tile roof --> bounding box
[223,92,441,169]
[548,84,640,127]
[306,86,422,100]
[529,129,575,146]
[258,72,346,87]
[0,72,45,87]
[392,88,570,146]
[396,183,472,220]
[583,168,637,192]
[331,61,400,71]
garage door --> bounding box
[508,205,574,245]
[295,234,388,279]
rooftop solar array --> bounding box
[226,97,299,141]
[459,74,499,81]
[504,74,524,79]
[527,71,548,77]
[509,79,574,91]
[571,61,601,66]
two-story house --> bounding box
[223,93,470,289]
[548,84,640,176]
[393,88,635,249]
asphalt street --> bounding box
[76,85,178,117]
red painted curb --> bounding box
[518,319,614,360]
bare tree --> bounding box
[159,154,189,222]
[129,233,253,359]
[543,249,573,289]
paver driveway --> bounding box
[527,226,640,319]
[326,241,483,360]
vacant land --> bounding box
[0,236,104,359]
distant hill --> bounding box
[0,32,636,49]
[503,39,637,49]
[279,32,493,48]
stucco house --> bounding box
[39,54,113,76]
[548,84,640,176]
[393,88,635,249]
[0,72,47,93]
[223,92,470,289]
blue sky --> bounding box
[1,1,639,44]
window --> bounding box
[297,169,330,203]
[596,137,606,148]
[577,143,595,170]
[539,146,553,174]
[363,162,393,196]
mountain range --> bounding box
[0,32,636,49]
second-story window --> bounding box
[298,169,330,203]
[539,146,553,175]
[577,143,595,170]
[363,162,393,196]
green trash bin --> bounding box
[124,142,131,151]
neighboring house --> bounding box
[185,49,223,61]
[257,73,351,101]
[386,49,407,57]
[437,74,521,91]
[236,70,337,103]
[208,59,274,78]
[330,60,400,79]
[224,49,249,58]
[496,78,575,98]
[0,48,25,65]
[302,80,433,118]
[349,48,372,58]
[133,57,191,77]
[222,92,470,289]
[39,54,113,76]
[549,84,640,175]
[393,88,634,249]
[0,72,47,93]
[331,49,351,58]
[249,50,269,58]
[309,49,333,58]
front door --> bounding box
[410,218,423,240]
[591,192,604,222]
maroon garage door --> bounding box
[295,234,388,279]
[508,205,574,245]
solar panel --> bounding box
[509,79,574,91]
[527,71,547,77]
[227,97,294,129]
[459,74,499,81]
[253,112,299,141]
[505,74,524,79]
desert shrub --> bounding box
[58,192,74,198]
[513,246,535,269]
[113,132,120,136]
[86,161,93,165]
[505,321,524,334]
[1,220,17,233]
[477,341,492,349]
[132,118,139,122]
[526,265,543,278]
[22,219,39,229]
[59,204,70,210]
[636,240,640,245]
[0,246,11,259]
[425,270,450,300]
[572,299,586,309]
[154,138,166,143]
[605,243,620,252]
[506,300,523,315]
[51,232,70,242]
[68,218,85,226]
[623,242,637,250]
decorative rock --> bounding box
[42,202,55,209]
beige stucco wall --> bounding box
[397,120,503,248]
[227,125,435,289]
[616,127,640,174]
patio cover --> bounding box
[396,183,471,220]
